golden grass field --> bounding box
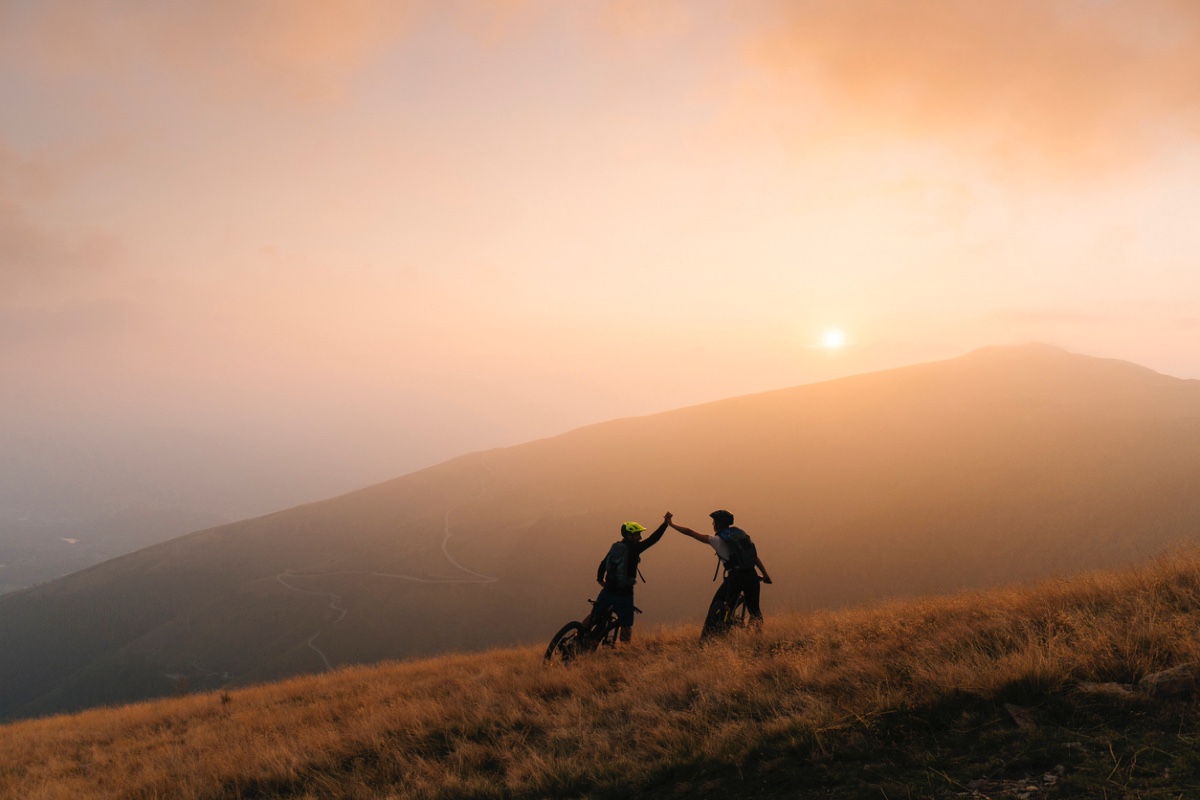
[5,550,1200,799]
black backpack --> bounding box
[722,527,757,571]
[603,541,636,588]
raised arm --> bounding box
[635,513,671,553]
[667,514,709,544]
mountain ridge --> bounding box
[3,343,1199,721]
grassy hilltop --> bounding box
[5,552,1200,799]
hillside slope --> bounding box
[3,552,1200,799]
[3,344,1200,720]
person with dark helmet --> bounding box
[668,509,772,637]
[585,513,670,644]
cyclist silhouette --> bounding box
[668,509,772,636]
[581,513,670,643]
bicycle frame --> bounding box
[700,574,761,641]
[544,599,641,664]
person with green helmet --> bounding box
[586,513,670,643]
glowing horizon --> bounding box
[3,0,1200,519]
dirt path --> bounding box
[273,462,497,670]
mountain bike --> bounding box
[544,599,641,664]
[699,572,768,642]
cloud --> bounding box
[0,206,123,292]
[748,0,1200,173]
[0,299,138,349]
[0,146,124,295]
[989,308,1112,326]
[0,1,705,103]
[1,0,418,101]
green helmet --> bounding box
[621,521,647,536]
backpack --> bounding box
[721,527,757,571]
[603,541,636,588]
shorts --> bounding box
[595,588,636,628]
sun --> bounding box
[821,329,847,349]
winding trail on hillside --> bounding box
[273,460,498,670]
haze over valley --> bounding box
[4,345,1200,721]
[6,1,1200,598]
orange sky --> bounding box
[3,1,1200,518]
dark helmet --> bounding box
[709,509,734,527]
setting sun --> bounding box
[822,329,847,349]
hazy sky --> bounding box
[4,0,1200,520]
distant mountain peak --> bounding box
[955,342,1172,382]
[963,342,1071,359]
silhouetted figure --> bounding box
[669,509,772,638]
[584,513,670,643]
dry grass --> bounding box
[5,550,1200,799]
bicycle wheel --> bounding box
[544,621,584,664]
[727,592,748,629]
[699,599,729,642]
[597,615,621,648]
